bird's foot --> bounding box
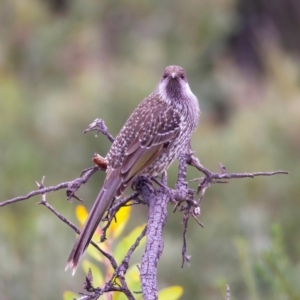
[132,176,154,204]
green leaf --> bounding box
[114,224,146,264]
[86,242,106,263]
[63,291,78,300]
[158,286,184,300]
[235,238,259,300]
[125,265,141,291]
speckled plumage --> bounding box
[66,66,200,274]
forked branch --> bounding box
[0,118,288,300]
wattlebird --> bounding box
[66,65,200,274]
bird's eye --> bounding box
[180,74,185,79]
[163,74,167,79]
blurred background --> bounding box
[1,0,300,299]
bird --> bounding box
[66,65,200,275]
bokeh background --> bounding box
[1,0,300,299]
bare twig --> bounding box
[188,155,288,182]
[83,118,115,143]
[181,207,191,268]
[82,226,147,300]
[100,192,141,242]
[0,166,101,208]
[187,154,288,202]
[35,177,118,268]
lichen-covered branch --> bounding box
[135,177,169,300]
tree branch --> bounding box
[0,118,289,300]
[135,176,169,300]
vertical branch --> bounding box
[135,178,169,300]
[176,153,188,190]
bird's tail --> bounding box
[65,171,121,275]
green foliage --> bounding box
[217,225,300,300]
[63,205,183,300]
[258,224,300,300]
[235,238,259,300]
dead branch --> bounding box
[0,118,289,300]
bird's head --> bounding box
[161,65,187,83]
[159,65,194,101]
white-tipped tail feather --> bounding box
[65,172,121,275]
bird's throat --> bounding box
[165,79,182,100]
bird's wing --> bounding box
[119,107,181,189]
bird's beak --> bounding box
[171,72,176,79]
